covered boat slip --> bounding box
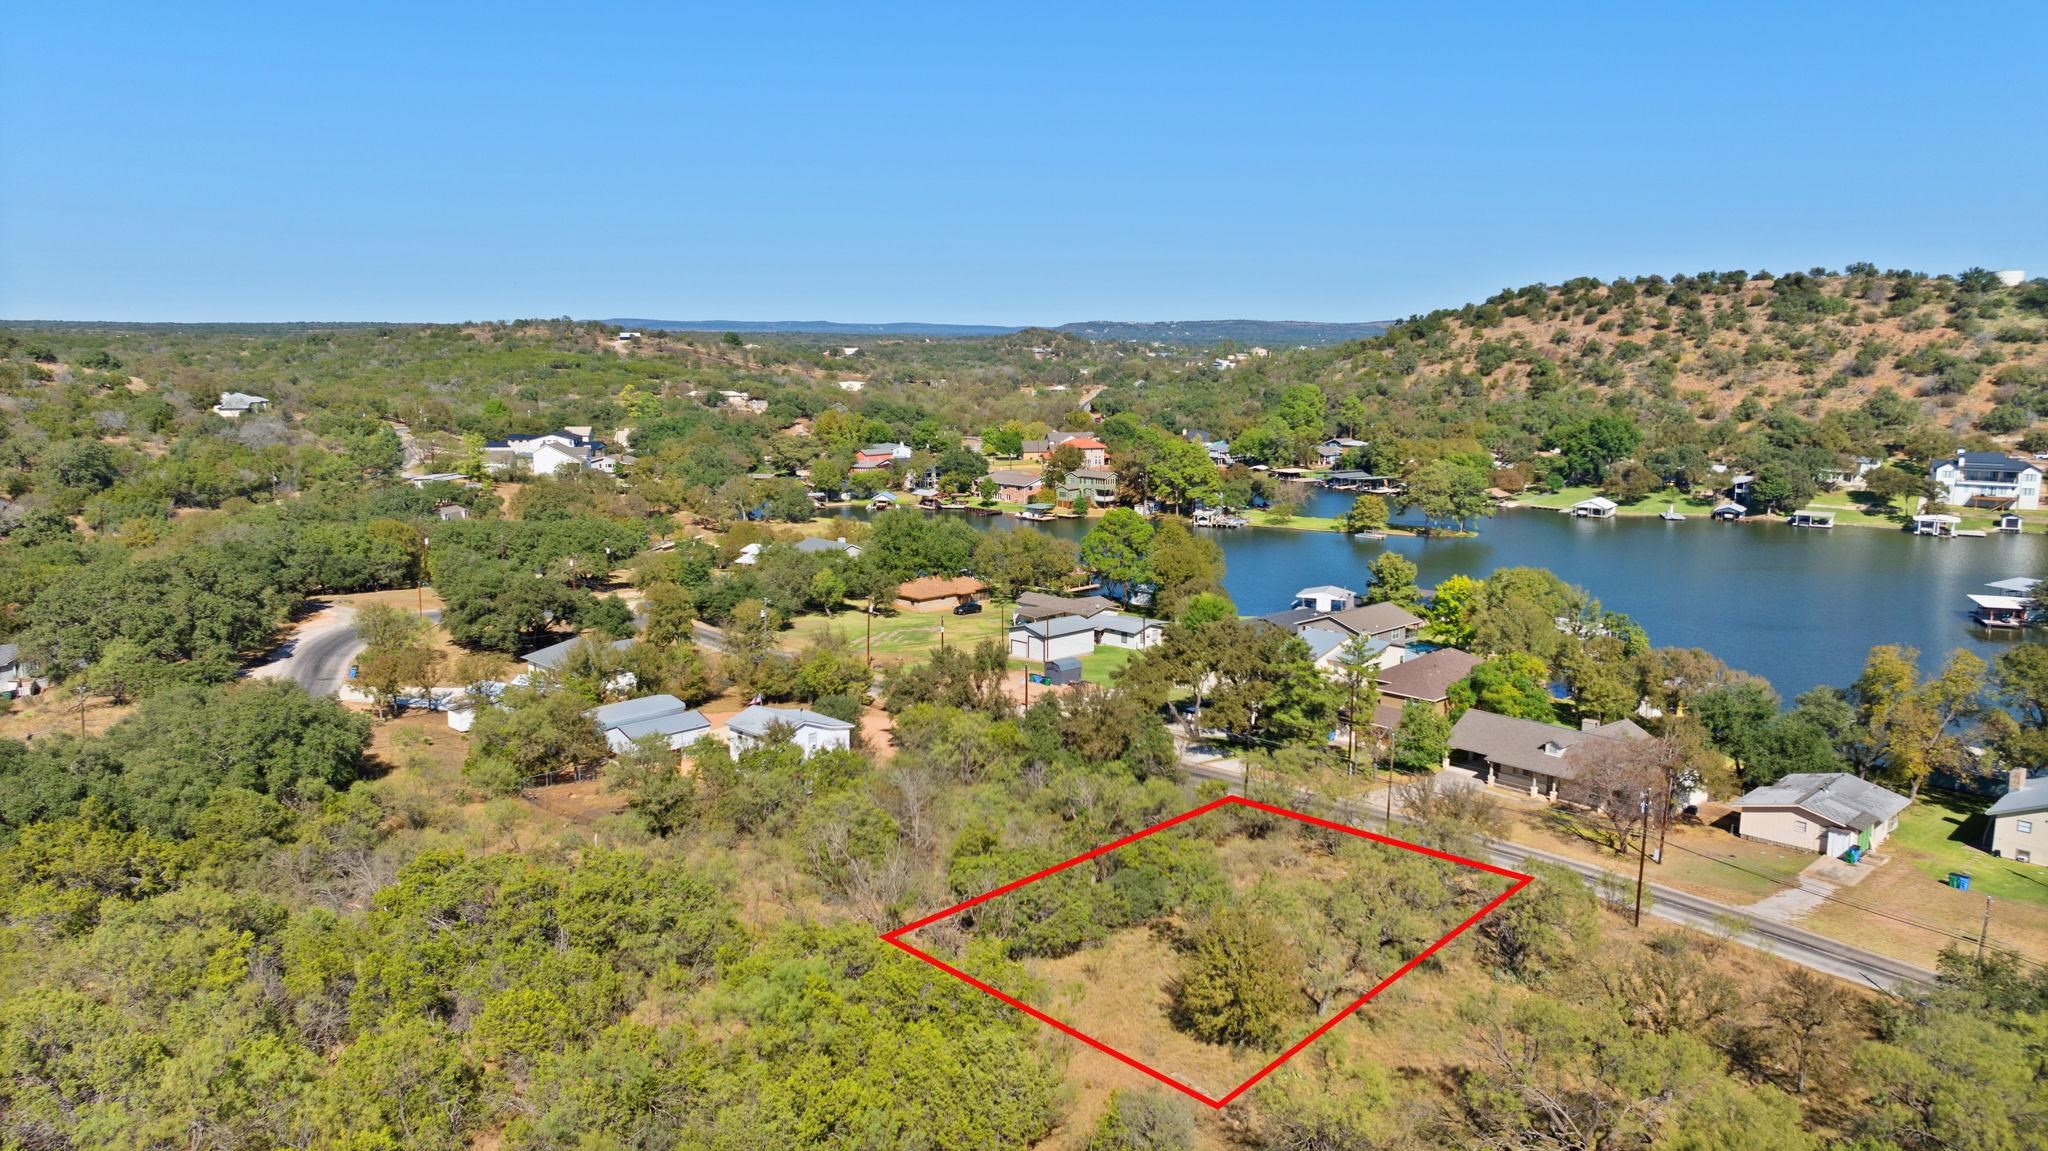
[1969,594,2034,629]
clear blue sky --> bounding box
[4,2,2043,323]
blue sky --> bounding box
[3,3,2043,323]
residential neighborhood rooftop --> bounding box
[1735,772,1910,831]
[726,705,855,737]
[1376,648,1483,701]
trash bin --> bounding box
[1844,846,1861,864]
[1955,872,1973,892]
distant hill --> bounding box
[1053,319,1391,345]
[606,318,1024,338]
[604,317,1392,345]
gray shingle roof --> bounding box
[1377,648,1483,702]
[1986,774,2048,819]
[1736,773,1910,831]
[1013,591,1119,621]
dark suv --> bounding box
[952,600,984,615]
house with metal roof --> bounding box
[1446,709,1652,798]
[1933,449,2043,509]
[520,635,636,676]
[723,705,854,757]
[1734,772,1910,856]
[589,694,712,753]
[1008,612,1163,662]
[212,391,271,418]
[1986,768,2048,865]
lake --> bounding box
[843,489,2048,697]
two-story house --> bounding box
[1932,450,2044,510]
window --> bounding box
[2021,819,2035,835]
[2019,850,2033,864]
[1793,819,1807,834]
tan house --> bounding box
[1376,648,1482,716]
[1986,768,2048,865]
[1734,773,1910,856]
[989,469,1043,503]
[894,575,987,613]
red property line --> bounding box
[882,795,1535,1110]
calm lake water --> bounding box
[847,488,2048,697]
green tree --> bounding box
[1079,508,1155,607]
[1173,904,1303,1047]
[1364,551,1421,610]
[1426,573,1484,647]
[1390,701,1450,774]
[1338,493,1389,534]
[464,687,609,793]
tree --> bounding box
[1390,702,1449,774]
[1406,457,1492,530]
[1364,551,1420,610]
[1450,653,1558,722]
[1173,904,1303,1047]
[1425,574,1484,648]
[1147,520,1224,614]
[1549,413,1642,482]
[1087,1089,1196,1151]
[972,527,1077,602]
[1332,634,1383,774]
[1338,493,1389,535]
[464,687,609,793]
[1148,436,1221,511]
[1863,465,1920,513]
[1079,509,1154,607]
[1480,862,1600,980]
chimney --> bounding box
[1582,718,1600,732]
[2012,767,2031,793]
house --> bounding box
[1315,438,1368,464]
[1061,436,1108,468]
[1021,431,1088,462]
[0,644,37,698]
[794,536,862,559]
[1985,768,2048,864]
[1570,496,1618,519]
[1447,709,1653,799]
[1014,591,1119,621]
[1058,467,1118,506]
[733,542,763,566]
[854,442,913,468]
[1735,772,1910,856]
[589,694,713,753]
[838,379,866,393]
[894,575,987,613]
[989,469,1043,502]
[484,429,604,477]
[520,635,636,679]
[1729,474,1756,502]
[1375,648,1483,716]
[212,391,271,418]
[723,705,854,757]
[1932,449,2043,510]
[1292,585,1359,613]
[1008,613,1163,662]
[1300,629,1399,676]
[961,435,984,454]
[1257,602,1424,647]
[434,503,469,521]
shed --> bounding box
[894,575,987,613]
[1043,656,1083,686]
[1570,496,1618,518]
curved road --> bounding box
[248,605,443,696]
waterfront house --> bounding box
[1061,437,1109,468]
[1570,496,1619,518]
[589,694,712,753]
[1909,513,1962,537]
[990,469,1043,502]
[722,705,854,757]
[1986,768,2048,864]
[1058,467,1119,505]
[894,575,986,613]
[854,442,913,468]
[213,391,271,418]
[1788,509,1835,529]
[1734,773,1909,856]
[1932,449,2043,510]
[1446,709,1651,799]
[1292,585,1359,613]
[1729,474,1756,502]
[1315,437,1367,464]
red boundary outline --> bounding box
[881,794,1533,1108]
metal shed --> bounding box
[1043,656,1083,686]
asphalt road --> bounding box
[1177,754,1936,991]
[249,606,442,697]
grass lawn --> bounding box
[1512,485,1708,517]
[1506,805,1814,901]
[1076,645,1137,685]
[1886,789,2048,907]
[1800,492,1911,528]
[781,603,1011,668]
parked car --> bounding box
[952,600,984,615]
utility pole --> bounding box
[1632,791,1651,927]
[1979,897,1993,961]
[1346,676,1357,778]
[865,592,874,669]
[1654,770,1675,865]
[417,536,430,617]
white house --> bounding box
[1008,613,1161,662]
[733,542,764,566]
[1734,773,1910,856]
[723,705,854,757]
[1292,585,1359,613]
[483,429,605,477]
[519,635,636,688]
[589,694,712,753]
[794,536,862,559]
[1932,450,2043,510]
[213,391,271,418]
[838,379,866,393]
